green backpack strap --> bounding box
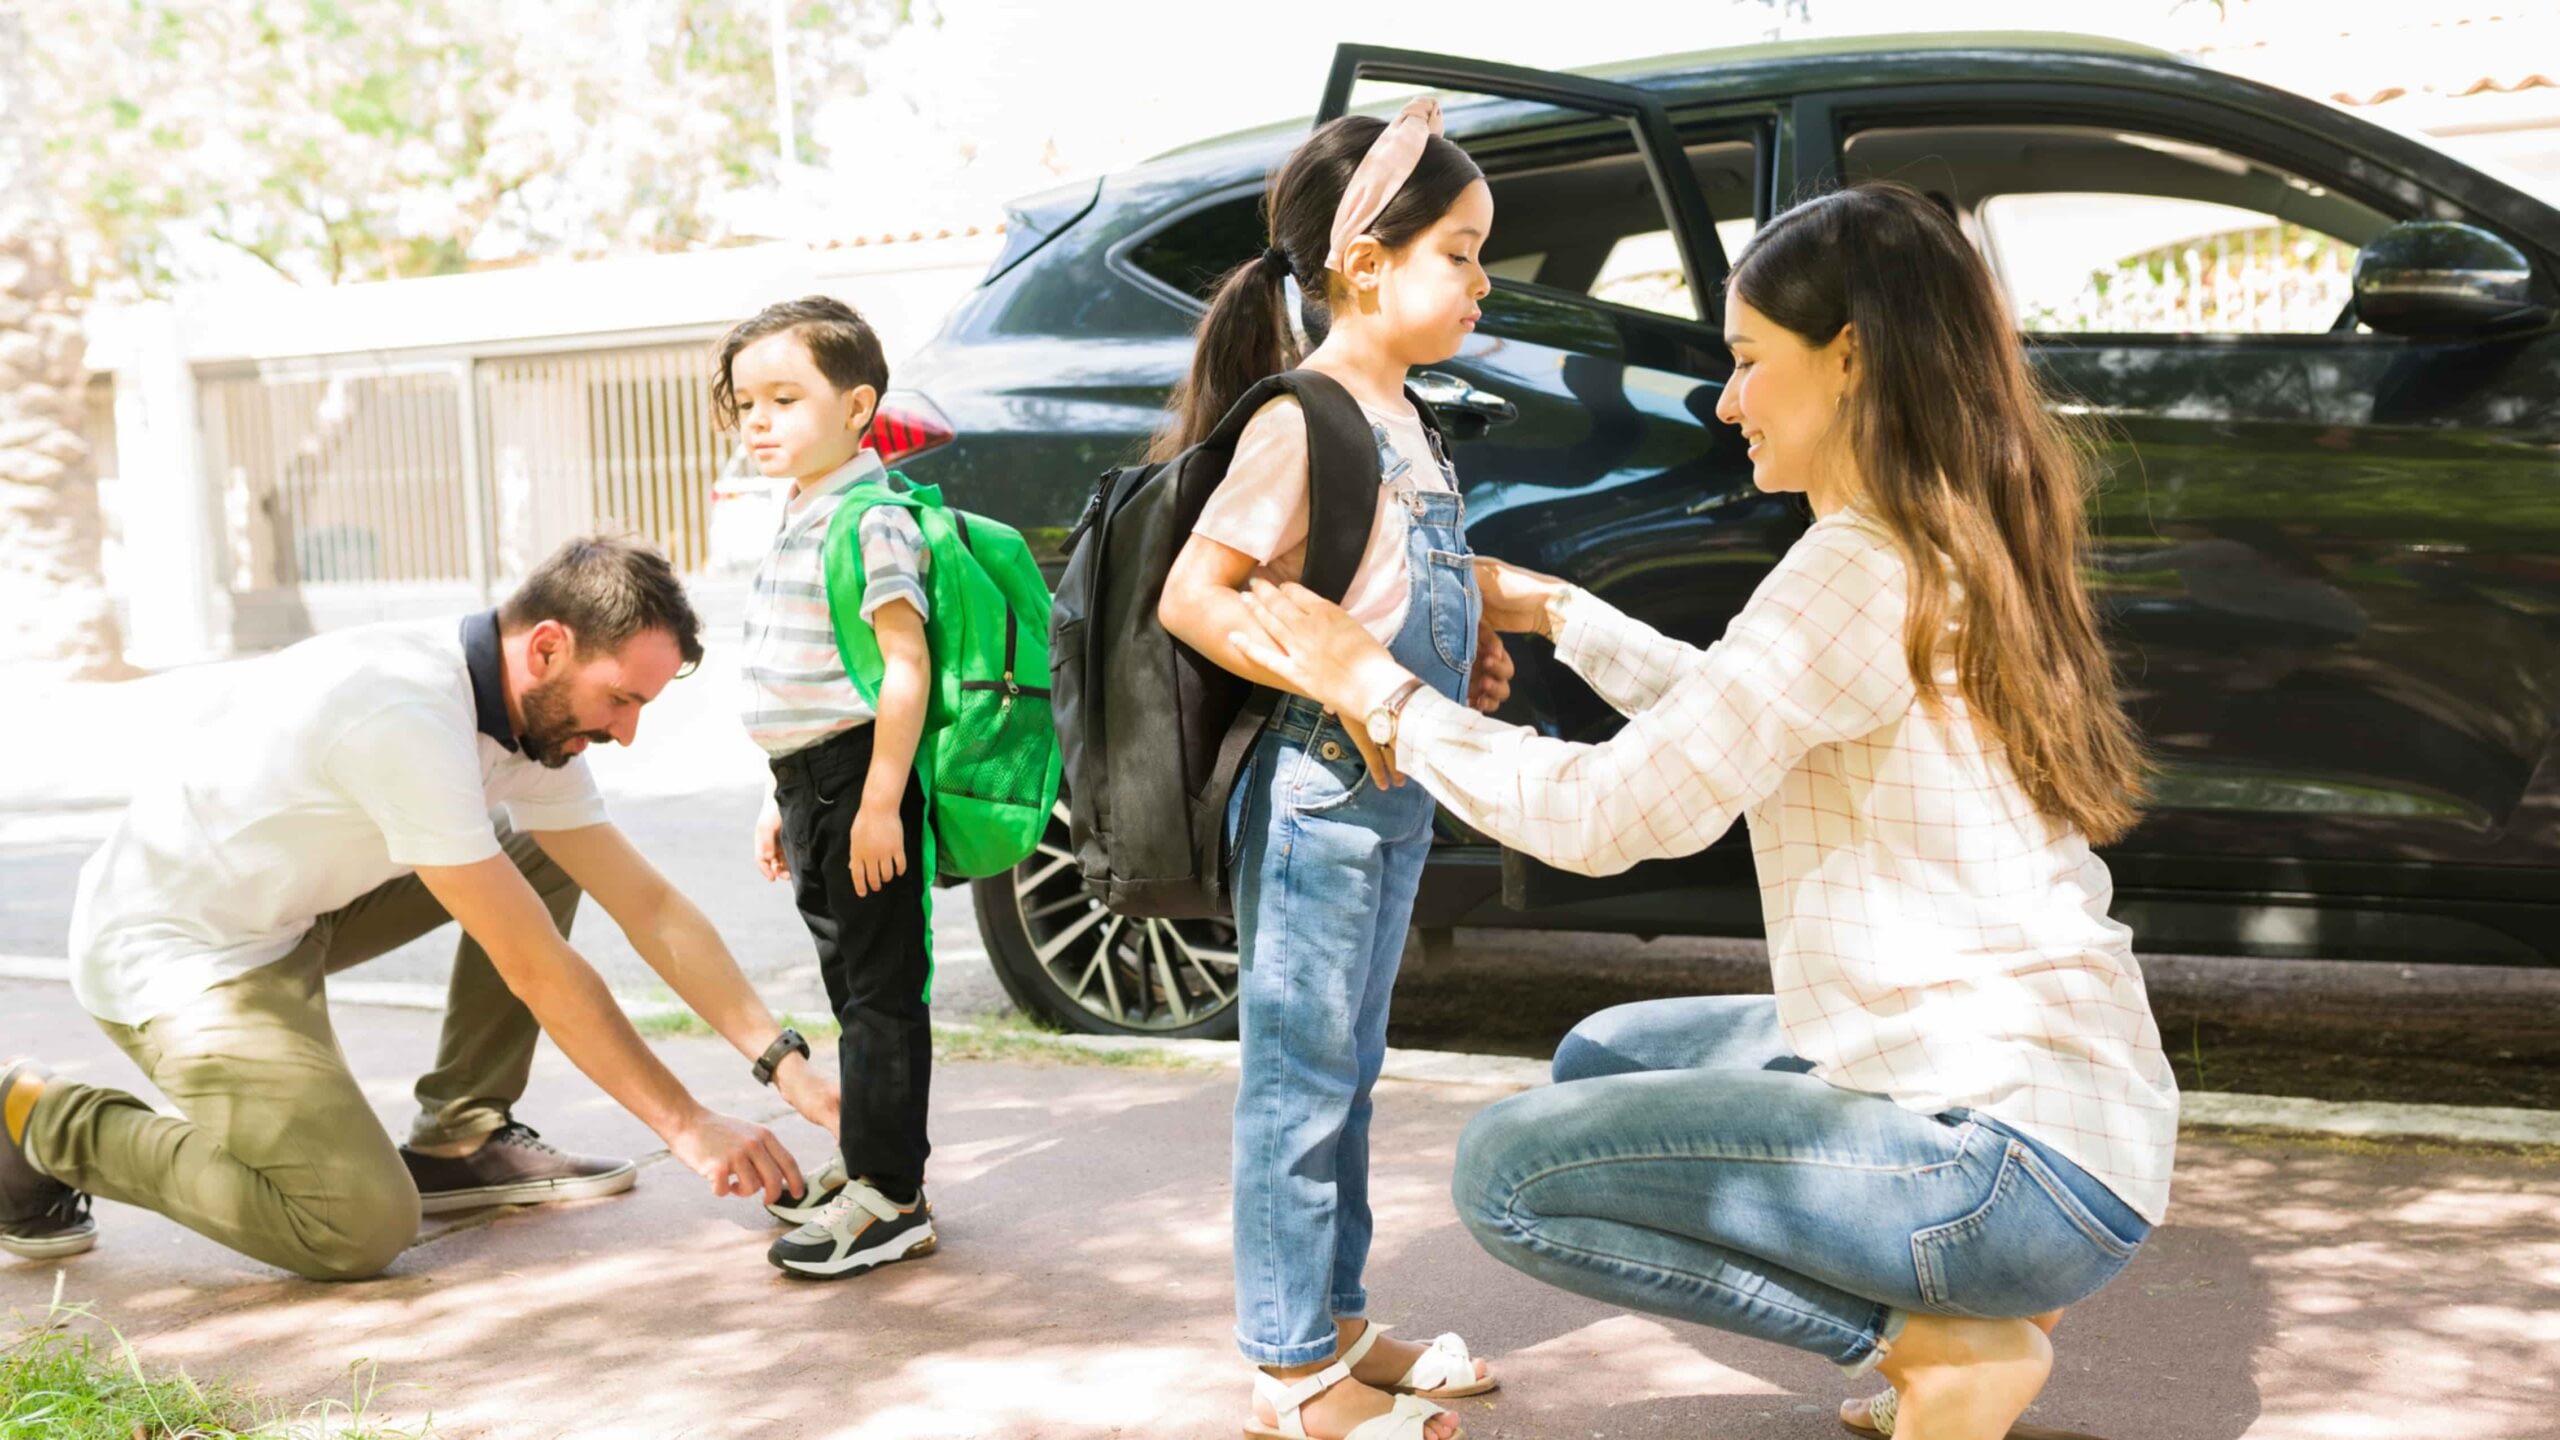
[822,468,1063,896]
[818,474,947,997]
[822,476,937,712]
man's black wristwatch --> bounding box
[752,1027,810,1086]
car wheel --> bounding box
[971,802,1242,1038]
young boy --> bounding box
[718,296,938,1279]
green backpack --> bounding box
[820,474,1064,884]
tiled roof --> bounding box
[2183,11,2559,110]
[816,221,1008,250]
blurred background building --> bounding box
[38,2,2560,671]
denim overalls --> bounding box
[1226,417,1479,1366]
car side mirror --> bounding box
[2352,221,2555,337]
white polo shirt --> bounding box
[68,612,610,1027]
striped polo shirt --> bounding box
[739,449,930,757]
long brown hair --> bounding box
[1730,182,2145,843]
[1149,114,1483,460]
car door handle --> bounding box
[1409,370,1519,429]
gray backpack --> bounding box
[1048,369,1443,918]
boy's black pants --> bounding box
[770,723,932,1195]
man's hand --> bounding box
[848,802,906,898]
[774,1053,842,1140]
[667,1107,804,1203]
[754,792,789,882]
[1467,623,1514,713]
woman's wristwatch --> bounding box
[1364,677,1431,749]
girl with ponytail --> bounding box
[1156,100,1508,1440]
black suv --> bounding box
[868,34,2560,1037]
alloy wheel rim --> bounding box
[1006,803,1241,1031]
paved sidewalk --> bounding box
[4,979,2557,1440]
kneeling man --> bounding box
[2,536,834,1279]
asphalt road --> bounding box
[8,628,2556,1109]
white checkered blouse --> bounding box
[1397,508,2178,1222]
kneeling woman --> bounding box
[1228,181,2177,1440]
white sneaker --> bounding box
[764,1151,849,1225]
[765,1177,935,1279]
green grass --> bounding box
[931,1010,1213,1072]
[1,1287,425,1439]
[623,996,1209,1071]
[625,1007,839,1041]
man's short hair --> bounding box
[499,535,704,670]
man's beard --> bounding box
[519,674,613,769]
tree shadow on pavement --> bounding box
[7,1055,2553,1439]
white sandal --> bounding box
[1842,1388,1899,1436]
[1339,1323,1498,1401]
[1245,1360,1454,1440]
[1843,1388,2107,1440]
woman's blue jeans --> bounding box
[1454,996,2152,1373]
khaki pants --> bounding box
[29,826,579,1279]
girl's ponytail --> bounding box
[1150,112,1483,460]
[1153,249,1296,461]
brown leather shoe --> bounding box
[2,1060,96,1261]
[400,1121,636,1215]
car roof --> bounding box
[1147,31,2191,162]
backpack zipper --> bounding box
[960,611,1054,710]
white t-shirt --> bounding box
[68,616,610,1026]
[1191,395,1452,644]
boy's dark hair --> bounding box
[711,295,891,431]
[499,534,705,670]
[1152,115,1482,459]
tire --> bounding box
[971,802,1242,1039]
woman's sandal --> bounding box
[1339,1323,1499,1401]
[1245,1360,1454,1440]
[1841,1388,2109,1440]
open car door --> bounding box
[1316,46,1781,926]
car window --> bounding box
[1123,131,1761,325]
[1587,218,1761,314]
[1843,124,2392,336]
[1472,136,1757,322]
[1124,192,1266,304]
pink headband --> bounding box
[1325,97,1445,274]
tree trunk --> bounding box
[0,7,128,679]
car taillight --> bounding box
[868,391,955,465]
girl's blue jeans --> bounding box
[1454,995,2153,1373]
[1227,693,1439,1366]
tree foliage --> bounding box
[31,0,926,296]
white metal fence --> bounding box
[2019,223,2359,335]
[477,344,731,579]
[198,338,734,613]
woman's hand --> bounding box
[1474,556,1570,638]
[1468,623,1514,713]
[1230,579,1420,788]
